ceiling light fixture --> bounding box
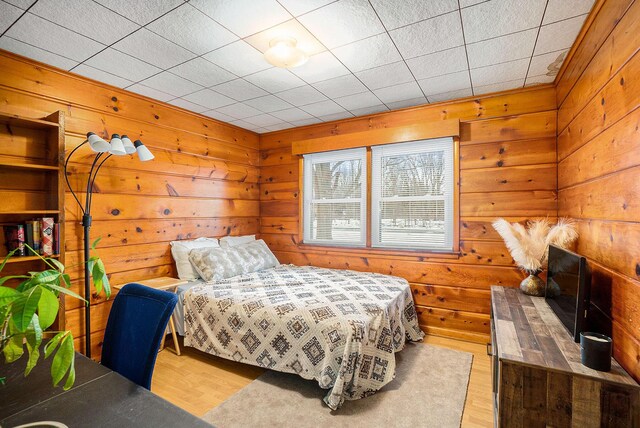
[264,37,308,68]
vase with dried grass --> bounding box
[492,218,578,296]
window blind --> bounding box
[303,148,367,246]
[371,138,454,251]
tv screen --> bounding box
[545,245,590,342]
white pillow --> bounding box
[219,234,256,248]
[170,238,220,280]
[189,239,279,282]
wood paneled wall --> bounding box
[0,51,260,357]
[556,0,640,382]
[259,86,558,343]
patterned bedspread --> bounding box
[183,264,424,410]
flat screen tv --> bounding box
[545,245,590,342]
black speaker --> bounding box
[580,332,612,372]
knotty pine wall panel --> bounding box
[259,85,558,343]
[0,51,260,358]
[556,0,640,381]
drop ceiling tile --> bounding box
[244,19,325,56]
[244,67,306,93]
[264,123,295,131]
[385,96,428,110]
[405,46,467,80]
[534,15,587,55]
[230,119,258,130]
[4,0,35,9]
[461,0,547,43]
[313,74,368,98]
[1,2,24,33]
[243,113,283,127]
[168,98,209,113]
[474,78,524,95]
[190,0,291,37]
[85,48,161,82]
[390,11,463,59]
[202,109,237,122]
[291,118,323,126]
[525,74,555,85]
[300,100,347,116]
[332,33,402,73]
[182,88,235,109]
[470,58,529,87]
[355,61,415,90]
[543,0,595,25]
[168,57,235,87]
[30,0,139,45]
[291,51,350,83]
[298,0,385,49]
[467,28,537,69]
[6,13,104,62]
[146,4,237,55]
[528,50,567,78]
[244,95,293,113]
[318,111,355,122]
[428,88,473,103]
[72,64,134,88]
[0,36,78,70]
[212,78,269,101]
[271,108,314,122]
[203,40,271,77]
[334,91,381,110]
[216,103,264,119]
[418,71,471,96]
[277,0,335,16]
[350,104,389,116]
[126,83,174,102]
[95,0,184,25]
[370,0,458,29]
[276,85,327,106]
[459,0,485,7]
[374,81,424,104]
[112,28,195,69]
[138,71,203,97]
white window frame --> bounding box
[371,138,455,251]
[302,148,367,247]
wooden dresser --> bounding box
[490,286,639,427]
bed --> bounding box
[182,264,424,410]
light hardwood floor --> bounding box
[152,335,493,427]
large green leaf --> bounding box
[11,286,42,331]
[0,286,19,306]
[31,270,61,285]
[63,352,76,390]
[44,283,85,302]
[24,314,43,376]
[0,275,29,287]
[37,287,58,330]
[44,331,65,359]
[91,258,105,296]
[51,334,74,387]
[3,332,24,363]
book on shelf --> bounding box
[2,217,60,258]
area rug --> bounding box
[202,343,473,428]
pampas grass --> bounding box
[492,218,578,274]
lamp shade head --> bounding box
[264,37,308,68]
[134,140,154,161]
[87,132,110,153]
[108,134,127,156]
[120,135,137,155]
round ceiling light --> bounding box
[264,37,308,68]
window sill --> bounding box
[296,243,461,261]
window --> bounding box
[371,138,454,251]
[303,148,367,246]
[302,138,455,252]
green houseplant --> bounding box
[0,239,110,388]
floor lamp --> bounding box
[65,132,154,358]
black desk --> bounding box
[1,351,212,427]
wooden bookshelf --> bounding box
[0,110,66,329]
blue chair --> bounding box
[101,283,178,390]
